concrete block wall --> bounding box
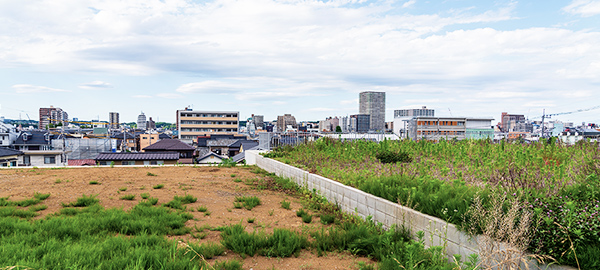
[245,150,573,270]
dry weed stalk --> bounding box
[179,241,215,270]
[467,193,552,270]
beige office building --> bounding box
[176,109,239,142]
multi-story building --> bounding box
[252,115,264,130]
[393,106,435,137]
[394,106,435,118]
[407,117,467,140]
[138,133,159,152]
[350,114,370,133]
[0,122,18,147]
[406,117,493,141]
[109,112,119,130]
[176,108,239,143]
[137,112,147,130]
[359,91,385,131]
[465,118,494,140]
[319,117,340,132]
[39,106,68,129]
[500,112,528,132]
[276,114,297,132]
[147,117,156,130]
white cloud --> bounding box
[564,0,600,17]
[307,107,337,112]
[340,99,358,105]
[156,93,183,99]
[402,0,416,8]
[175,81,242,94]
[0,0,599,123]
[79,81,113,89]
[12,84,69,93]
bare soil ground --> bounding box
[0,166,375,270]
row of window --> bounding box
[181,121,237,125]
[181,128,237,132]
[1,161,17,167]
[417,121,464,126]
[417,130,466,135]
[180,113,237,118]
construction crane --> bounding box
[533,105,600,120]
[534,105,600,138]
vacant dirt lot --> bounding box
[0,166,373,270]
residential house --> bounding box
[95,152,179,166]
[0,122,18,147]
[196,152,225,164]
[143,139,195,164]
[0,148,22,167]
[12,131,64,166]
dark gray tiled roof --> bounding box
[13,131,58,145]
[196,152,224,162]
[195,147,210,157]
[231,152,245,163]
[144,139,195,151]
[0,147,23,157]
[96,152,179,161]
[207,139,239,147]
[228,140,257,148]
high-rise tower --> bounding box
[359,91,385,131]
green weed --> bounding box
[120,194,135,201]
[280,200,291,210]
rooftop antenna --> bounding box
[448,108,453,117]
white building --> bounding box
[0,122,18,147]
[137,112,147,130]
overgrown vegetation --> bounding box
[235,168,477,269]
[263,138,600,267]
[0,200,241,269]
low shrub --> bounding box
[320,214,335,225]
[301,214,312,223]
[153,184,164,189]
[375,150,412,164]
[296,208,307,217]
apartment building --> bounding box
[176,109,239,143]
[109,112,119,130]
[407,117,493,141]
[39,106,68,129]
[359,91,385,131]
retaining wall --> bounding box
[245,150,573,270]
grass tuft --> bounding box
[234,196,261,210]
[120,194,135,201]
[280,200,291,210]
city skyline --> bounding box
[1,0,599,124]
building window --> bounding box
[121,161,135,165]
[44,156,56,164]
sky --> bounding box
[0,0,599,124]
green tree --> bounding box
[335,126,342,133]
